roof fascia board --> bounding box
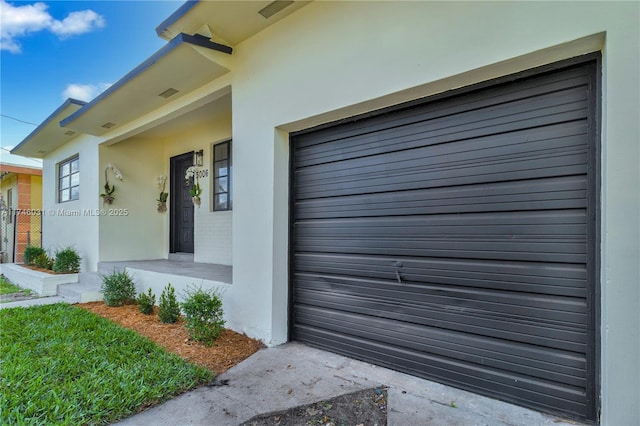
[156,0,200,39]
[60,32,231,129]
[0,164,42,175]
[10,98,86,154]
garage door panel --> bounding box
[295,68,591,152]
[296,237,586,263]
[295,94,588,169]
[295,307,587,387]
[295,156,588,201]
[296,254,587,297]
[295,123,588,188]
[296,176,588,219]
[295,273,587,317]
[294,286,587,351]
[291,59,597,420]
[294,326,588,417]
[296,211,586,238]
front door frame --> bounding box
[169,151,195,253]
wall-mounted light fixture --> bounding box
[194,149,204,167]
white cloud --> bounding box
[62,82,111,102]
[49,9,105,39]
[0,0,105,53]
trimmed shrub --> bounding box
[34,253,54,270]
[181,286,225,346]
[158,283,180,324]
[53,247,81,273]
[136,288,156,315]
[101,270,136,307]
[23,246,46,266]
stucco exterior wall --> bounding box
[42,137,99,272]
[98,139,166,262]
[226,2,639,424]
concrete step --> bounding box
[97,262,127,276]
[168,253,194,262]
[57,272,103,303]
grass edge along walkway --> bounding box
[0,303,213,425]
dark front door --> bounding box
[170,152,194,253]
[290,56,599,421]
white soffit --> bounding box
[61,34,231,136]
[10,99,86,158]
[157,1,312,46]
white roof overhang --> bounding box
[60,33,231,136]
[10,99,86,158]
[156,0,311,46]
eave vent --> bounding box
[64,130,76,136]
[101,122,116,129]
[158,88,179,98]
[259,1,294,19]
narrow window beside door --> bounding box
[58,155,79,203]
[212,140,232,211]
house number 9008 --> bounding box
[196,170,209,178]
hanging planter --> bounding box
[156,175,168,213]
[185,166,202,208]
[100,163,124,205]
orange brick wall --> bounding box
[14,175,32,262]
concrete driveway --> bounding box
[115,342,583,425]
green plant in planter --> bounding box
[23,246,47,266]
[52,247,81,273]
[136,288,156,315]
[34,252,54,270]
[158,283,180,323]
[185,166,202,207]
[181,286,225,346]
[101,270,136,307]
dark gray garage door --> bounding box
[290,56,598,421]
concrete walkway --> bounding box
[115,343,583,426]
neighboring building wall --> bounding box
[43,137,100,272]
[0,175,17,262]
[224,2,638,425]
[0,167,42,262]
[30,175,43,249]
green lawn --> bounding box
[0,275,22,295]
[0,303,213,425]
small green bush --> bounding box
[52,247,81,273]
[181,286,225,346]
[158,283,180,324]
[23,246,46,266]
[101,270,136,307]
[137,288,156,315]
[34,252,54,270]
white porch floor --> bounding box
[98,259,232,284]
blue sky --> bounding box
[1,0,183,167]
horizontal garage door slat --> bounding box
[291,59,597,420]
[295,307,587,387]
[296,175,588,218]
[295,69,591,150]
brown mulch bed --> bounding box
[77,302,264,375]
[19,265,61,274]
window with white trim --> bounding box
[58,155,79,203]
[212,140,231,211]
